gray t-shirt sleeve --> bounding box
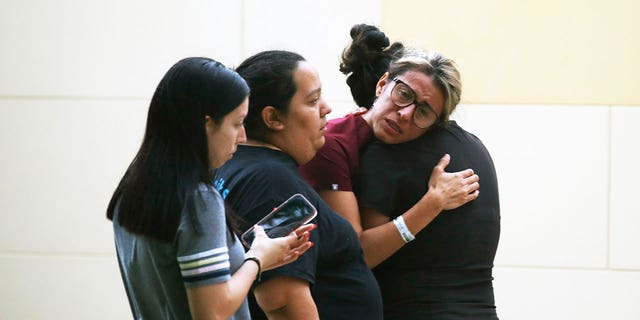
[176,184,233,288]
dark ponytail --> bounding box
[340,24,404,108]
[235,50,305,140]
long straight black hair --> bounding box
[106,57,249,242]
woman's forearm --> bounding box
[360,191,443,268]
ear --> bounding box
[205,115,215,135]
[261,106,285,131]
[375,72,390,96]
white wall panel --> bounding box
[0,99,147,253]
[610,106,640,269]
[0,254,129,319]
[1,0,638,318]
[494,266,640,320]
[452,105,609,268]
[243,0,382,103]
[0,0,242,97]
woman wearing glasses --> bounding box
[302,24,500,319]
[299,24,479,268]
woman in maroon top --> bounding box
[299,24,478,268]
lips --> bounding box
[320,120,328,132]
[384,118,401,135]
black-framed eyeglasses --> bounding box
[390,78,440,129]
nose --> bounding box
[320,99,332,117]
[397,104,415,122]
[237,126,247,144]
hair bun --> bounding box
[350,24,390,52]
[340,24,404,108]
[341,24,390,75]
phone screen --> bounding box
[241,194,317,248]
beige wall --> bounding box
[383,1,640,319]
[382,0,640,105]
[0,0,381,318]
[1,0,639,319]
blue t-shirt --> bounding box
[215,145,383,320]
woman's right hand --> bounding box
[246,224,315,271]
[426,154,480,210]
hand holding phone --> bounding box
[241,194,317,248]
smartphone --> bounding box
[241,193,317,248]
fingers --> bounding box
[280,224,315,250]
[289,230,311,247]
[462,189,479,205]
[291,241,314,257]
[351,106,368,116]
[283,223,314,255]
[455,168,475,179]
[464,172,480,183]
[444,187,480,210]
[285,224,313,241]
[293,223,316,237]
[285,228,314,258]
[284,241,314,263]
[465,181,480,193]
[433,154,451,173]
[253,225,267,238]
[254,223,318,271]
[266,240,314,271]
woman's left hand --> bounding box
[428,154,480,210]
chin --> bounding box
[375,133,395,145]
[315,137,326,150]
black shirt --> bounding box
[357,121,500,320]
[215,145,383,320]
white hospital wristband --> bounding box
[393,216,415,243]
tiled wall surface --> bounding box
[381,0,640,105]
[0,0,244,98]
[0,254,131,319]
[451,105,640,319]
[493,266,640,319]
[610,107,640,270]
[1,0,639,319]
[452,105,611,268]
[0,1,381,318]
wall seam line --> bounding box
[606,105,613,269]
[0,95,147,101]
[240,0,246,59]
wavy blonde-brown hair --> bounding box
[388,49,462,123]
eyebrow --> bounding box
[418,103,436,114]
[397,79,433,109]
[305,88,322,98]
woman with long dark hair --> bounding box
[107,57,313,320]
[214,50,383,320]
